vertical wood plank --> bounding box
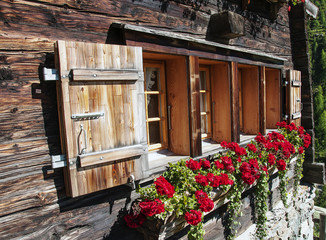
[320,213,326,240]
[166,58,190,155]
[230,62,240,143]
[188,56,201,157]
[266,68,281,129]
[211,63,232,142]
[259,66,266,135]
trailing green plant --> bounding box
[124,121,310,240]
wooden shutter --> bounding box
[55,41,148,197]
[286,70,302,126]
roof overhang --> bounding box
[110,23,287,67]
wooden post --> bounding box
[230,62,240,143]
[259,66,266,135]
[188,56,202,157]
[321,213,326,240]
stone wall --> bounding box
[236,185,315,240]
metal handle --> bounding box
[78,124,87,155]
[168,105,171,130]
[212,101,216,123]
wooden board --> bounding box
[239,65,259,135]
[230,62,240,142]
[165,57,190,156]
[210,62,232,142]
[259,66,266,135]
[55,41,147,197]
[266,68,281,129]
[286,70,301,126]
[188,56,202,157]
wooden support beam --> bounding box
[188,56,202,157]
[321,213,326,240]
[259,66,266,135]
[230,62,240,143]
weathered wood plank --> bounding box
[71,69,139,81]
[230,62,240,142]
[259,66,266,135]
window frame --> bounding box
[199,66,212,140]
[143,61,169,151]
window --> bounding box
[144,61,168,151]
[199,67,212,139]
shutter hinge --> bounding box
[283,114,289,121]
[51,155,67,169]
[282,80,289,87]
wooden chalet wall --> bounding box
[0,0,296,239]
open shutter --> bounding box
[55,41,148,197]
[286,70,302,126]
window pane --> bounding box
[145,68,160,91]
[148,121,161,145]
[199,71,207,90]
[201,115,207,134]
[147,94,159,118]
[200,93,207,112]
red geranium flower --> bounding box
[195,190,208,200]
[186,159,201,171]
[184,210,202,226]
[124,213,146,228]
[247,143,257,153]
[277,160,286,171]
[139,199,165,217]
[200,158,211,169]
[298,146,304,154]
[195,173,209,186]
[214,160,224,170]
[154,176,175,198]
[198,197,214,212]
[268,153,276,166]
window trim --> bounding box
[143,61,168,151]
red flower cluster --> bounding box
[299,146,304,154]
[195,173,209,186]
[268,153,276,166]
[186,159,201,171]
[303,133,311,148]
[195,190,214,212]
[215,156,235,173]
[239,159,260,185]
[221,141,247,156]
[247,143,257,153]
[200,158,211,169]
[139,199,165,217]
[124,213,146,228]
[277,159,286,171]
[154,176,175,198]
[184,210,202,226]
[207,173,234,187]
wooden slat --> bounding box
[210,62,232,142]
[259,66,266,135]
[188,56,202,157]
[71,69,139,81]
[79,144,145,168]
[165,57,190,156]
[230,62,240,142]
[286,70,301,126]
[266,68,281,129]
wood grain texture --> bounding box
[240,65,260,135]
[259,66,266,135]
[266,68,281,129]
[56,41,146,197]
[230,62,240,142]
[165,57,190,156]
[286,69,301,126]
[188,56,202,157]
[210,62,232,142]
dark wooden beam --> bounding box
[259,66,266,135]
[188,56,202,157]
[230,62,240,143]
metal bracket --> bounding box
[71,112,104,121]
[51,155,67,169]
[283,114,289,121]
[127,175,136,190]
[78,124,87,155]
